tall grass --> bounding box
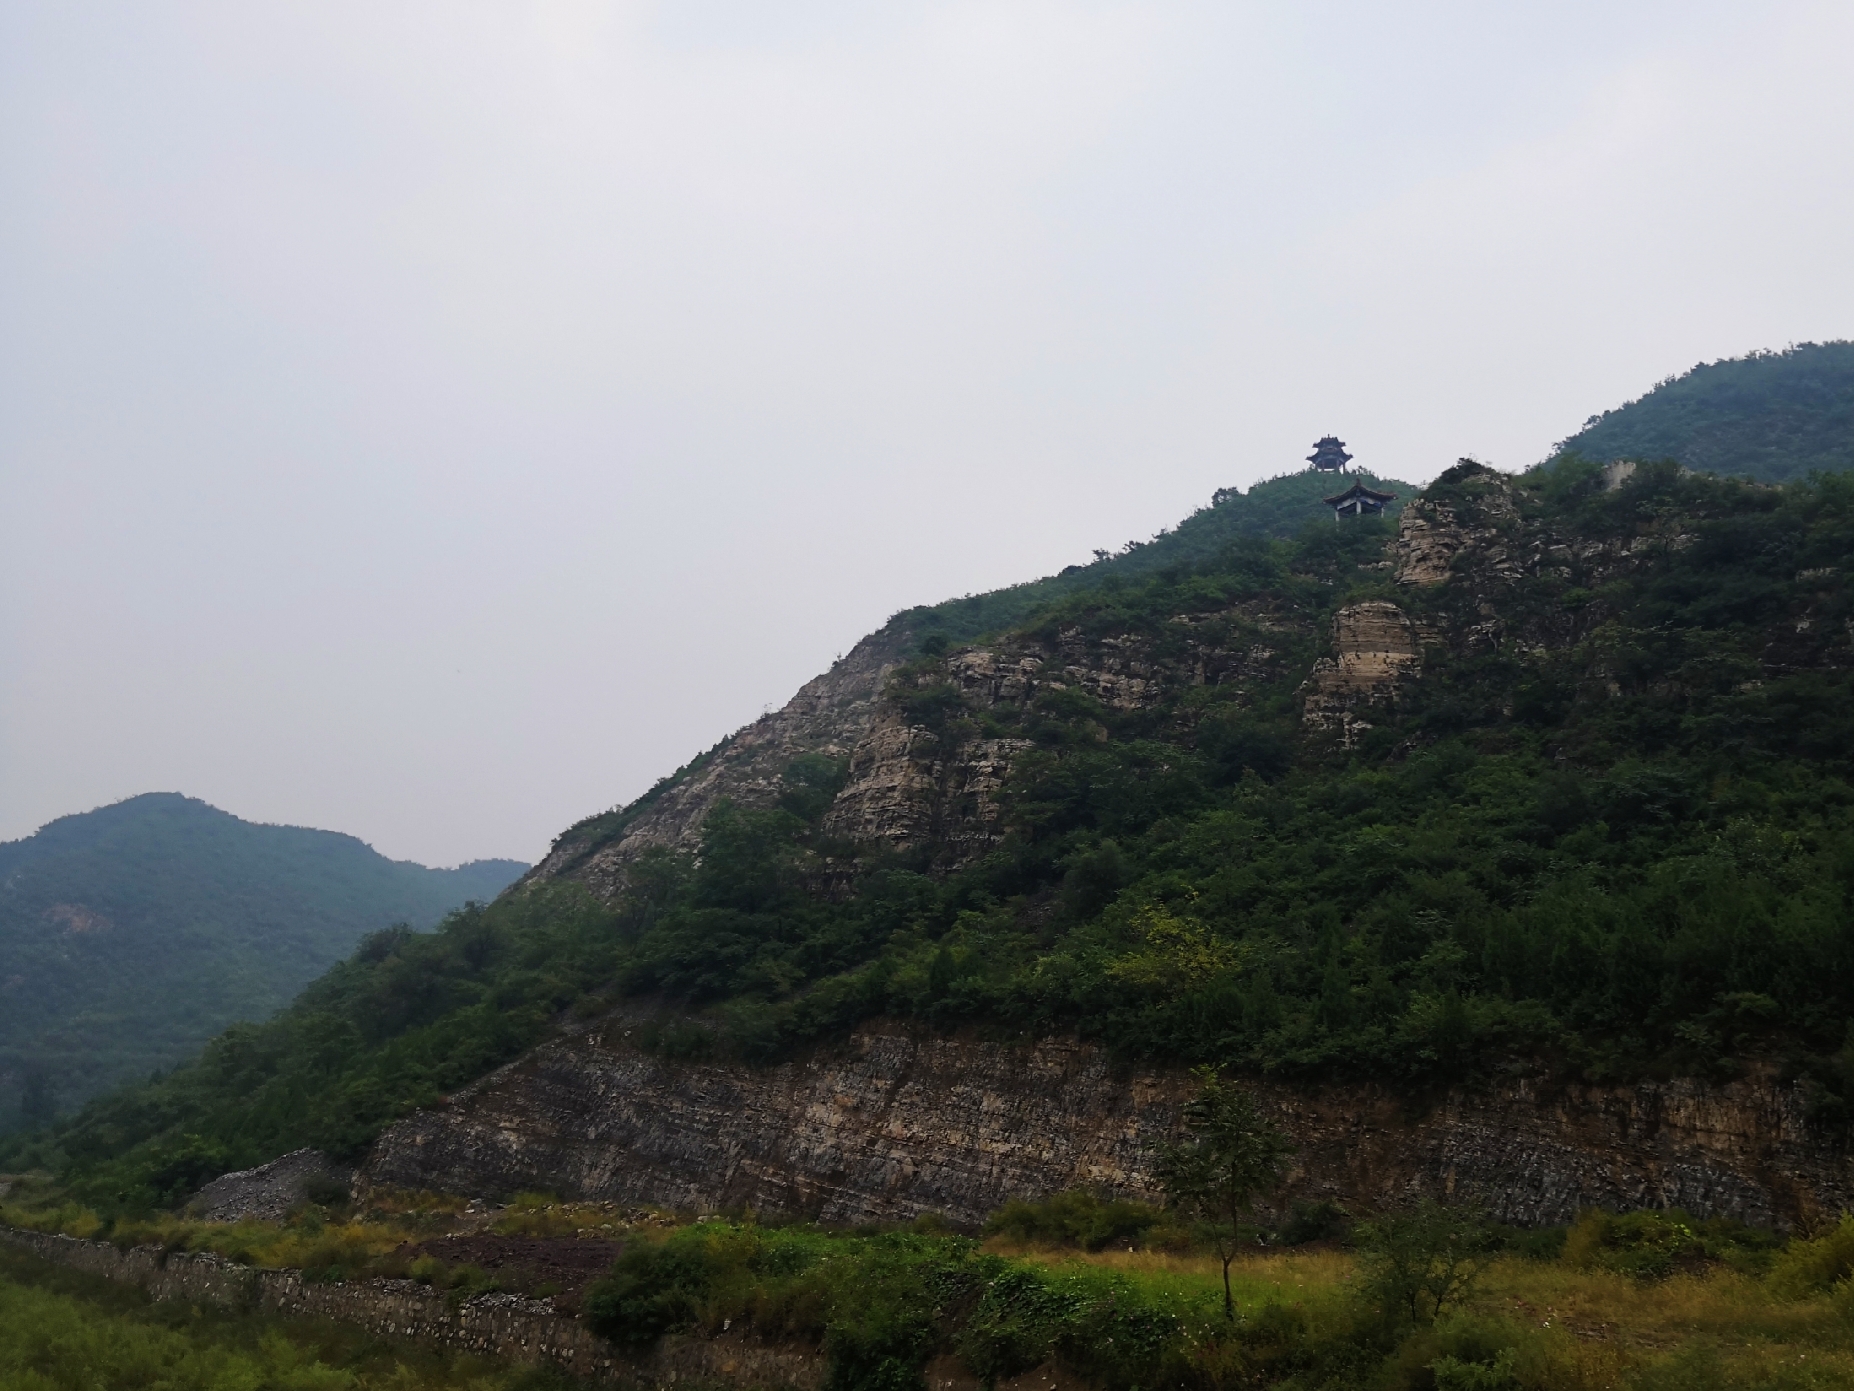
[0,1250,565,1390]
[10,1189,1854,1389]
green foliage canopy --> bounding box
[1156,1067,1295,1318]
[1552,341,1854,484]
[0,793,525,1135]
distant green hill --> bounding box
[1555,341,1854,483]
[0,794,525,1131]
[891,466,1414,652]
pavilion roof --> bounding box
[1323,481,1396,505]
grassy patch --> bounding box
[0,1243,566,1390]
[8,1184,1854,1387]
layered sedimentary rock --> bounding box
[1393,462,1526,588]
[1300,601,1424,743]
[820,615,1289,865]
[456,465,1854,1243]
[362,1014,1851,1232]
[528,631,910,898]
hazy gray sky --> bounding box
[5,1,1852,866]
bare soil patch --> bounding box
[402,1234,623,1313]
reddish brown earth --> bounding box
[401,1235,623,1312]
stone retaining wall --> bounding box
[0,1226,820,1389]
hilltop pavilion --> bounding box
[1323,480,1397,519]
[1307,436,1353,472]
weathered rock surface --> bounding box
[361,1015,1853,1231]
[188,1148,349,1222]
[364,1018,1175,1228]
[529,631,910,898]
[464,464,1854,1245]
[1300,601,1424,743]
[820,613,1291,865]
[1392,464,1521,587]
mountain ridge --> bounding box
[1552,341,1854,482]
[21,345,1854,1220]
[25,451,1854,1223]
[536,466,1416,890]
[0,793,526,1133]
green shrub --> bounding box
[1493,1223,1566,1262]
[1431,1348,1520,1391]
[1563,1208,1774,1281]
[0,1264,551,1391]
[982,1189,1165,1251]
[1277,1199,1350,1246]
[583,1240,717,1347]
[1354,1203,1495,1328]
[1767,1215,1854,1298]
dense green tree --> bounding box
[1555,341,1854,483]
[1155,1067,1294,1319]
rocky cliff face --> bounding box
[362,1011,1852,1232]
[1299,601,1427,745]
[818,609,1300,866]
[527,467,1604,896]
[518,461,1852,902]
[528,631,910,898]
[537,592,1311,891]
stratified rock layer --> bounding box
[455,464,1854,1238]
[1299,601,1424,743]
[362,1016,1852,1231]
[528,631,909,897]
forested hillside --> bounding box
[24,457,1854,1213]
[0,794,525,1134]
[1555,341,1854,482]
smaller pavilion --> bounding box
[1307,436,1353,472]
[1324,479,1397,519]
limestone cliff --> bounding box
[362,1011,1852,1232]
[818,614,1294,865]
[529,465,1611,896]
[535,593,1308,892]
[528,631,909,898]
[1298,601,1427,745]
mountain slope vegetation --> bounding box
[0,794,525,1133]
[887,467,1413,655]
[23,456,1854,1212]
[1554,341,1854,483]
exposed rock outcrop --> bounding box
[1300,601,1424,743]
[820,614,1291,864]
[1394,463,1521,587]
[362,1014,1852,1232]
[458,465,1854,1247]
[529,631,910,899]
